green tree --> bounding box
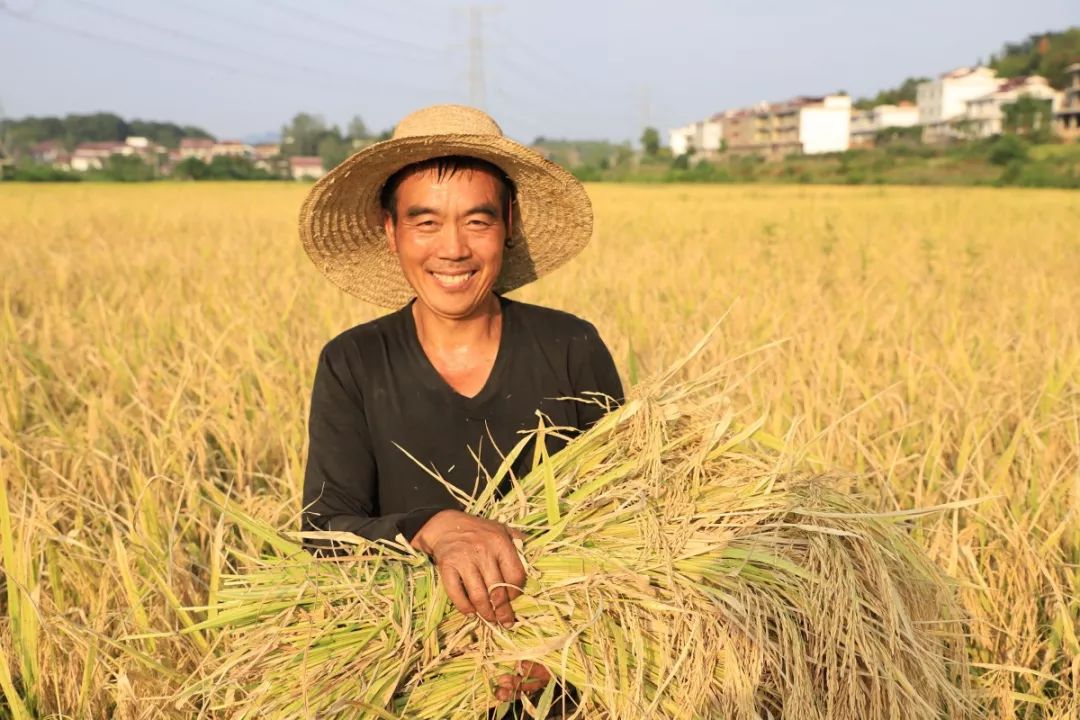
[988,134,1029,166]
[281,113,328,156]
[641,127,660,157]
[346,115,371,141]
[98,154,154,182]
[1002,94,1054,140]
[318,134,351,171]
[854,77,929,110]
[206,155,265,180]
[173,157,210,180]
[989,28,1080,88]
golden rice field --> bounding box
[1,182,1078,719]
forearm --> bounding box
[300,506,450,557]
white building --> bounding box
[850,103,920,147]
[668,115,724,157]
[69,137,161,172]
[725,95,851,160]
[917,66,1001,142]
[795,94,852,154]
[289,156,325,180]
[965,75,1060,138]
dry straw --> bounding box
[168,334,973,719]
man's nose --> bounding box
[436,222,470,259]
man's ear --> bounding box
[384,211,398,254]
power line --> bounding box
[63,0,444,94]
[62,0,339,84]
[261,0,446,60]
[0,6,344,89]
[327,0,449,35]
[174,0,444,67]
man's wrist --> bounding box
[409,508,457,555]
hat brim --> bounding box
[298,134,593,308]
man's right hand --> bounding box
[410,509,527,627]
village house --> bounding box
[669,114,725,158]
[252,143,283,173]
[211,140,254,158]
[69,136,163,172]
[725,95,851,160]
[289,155,325,180]
[254,143,280,160]
[1053,63,1080,142]
[70,141,125,172]
[917,66,1001,143]
[849,102,919,148]
[178,137,214,162]
[964,75,1060,138]
[29,139,71,169]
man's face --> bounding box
[384,166,509,320]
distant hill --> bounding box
[989,27,1080,88]
[530,137,632,168]
[856,26,1079,110]
[0,112,215,154]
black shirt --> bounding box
[300,294,624,554]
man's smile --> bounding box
[428,269,478,290]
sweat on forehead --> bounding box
[379,155,516,221]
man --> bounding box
[298,104,623,711]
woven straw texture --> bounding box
[299,105,594,308]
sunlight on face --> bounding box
[385,167,509,320]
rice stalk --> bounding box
[171,360,972,719]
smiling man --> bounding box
[298,105,623,712]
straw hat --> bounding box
[298,104,594,308]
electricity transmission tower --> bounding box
[462,4,501,109]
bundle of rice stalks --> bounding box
[172,354,972,719]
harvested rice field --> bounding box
[1,182,1078,718]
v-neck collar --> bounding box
[402,294,514,409]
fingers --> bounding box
[480,555,516,627]
[440,566,475,617]
[496,542,528,602]
[494,663,551,702]
[459,565,498,624]
[494,673,517,702]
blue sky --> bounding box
[1,0,1077,144]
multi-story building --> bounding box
[849,102,920,148]
[917,66,1001,142]
[1053,63,1080,142]
[720,103,767,156]
[178,137,215,162]
[668,115,724,157]
[964,75,1059,138]
[727,95,851,160]
[211,140,254,158]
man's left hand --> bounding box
[494,660,552,702]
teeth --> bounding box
[432,272,473,287]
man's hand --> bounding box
[495,660,552,702]
[410,509,527,627]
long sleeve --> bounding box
[300,342,446,556]
[567,322,625,430]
